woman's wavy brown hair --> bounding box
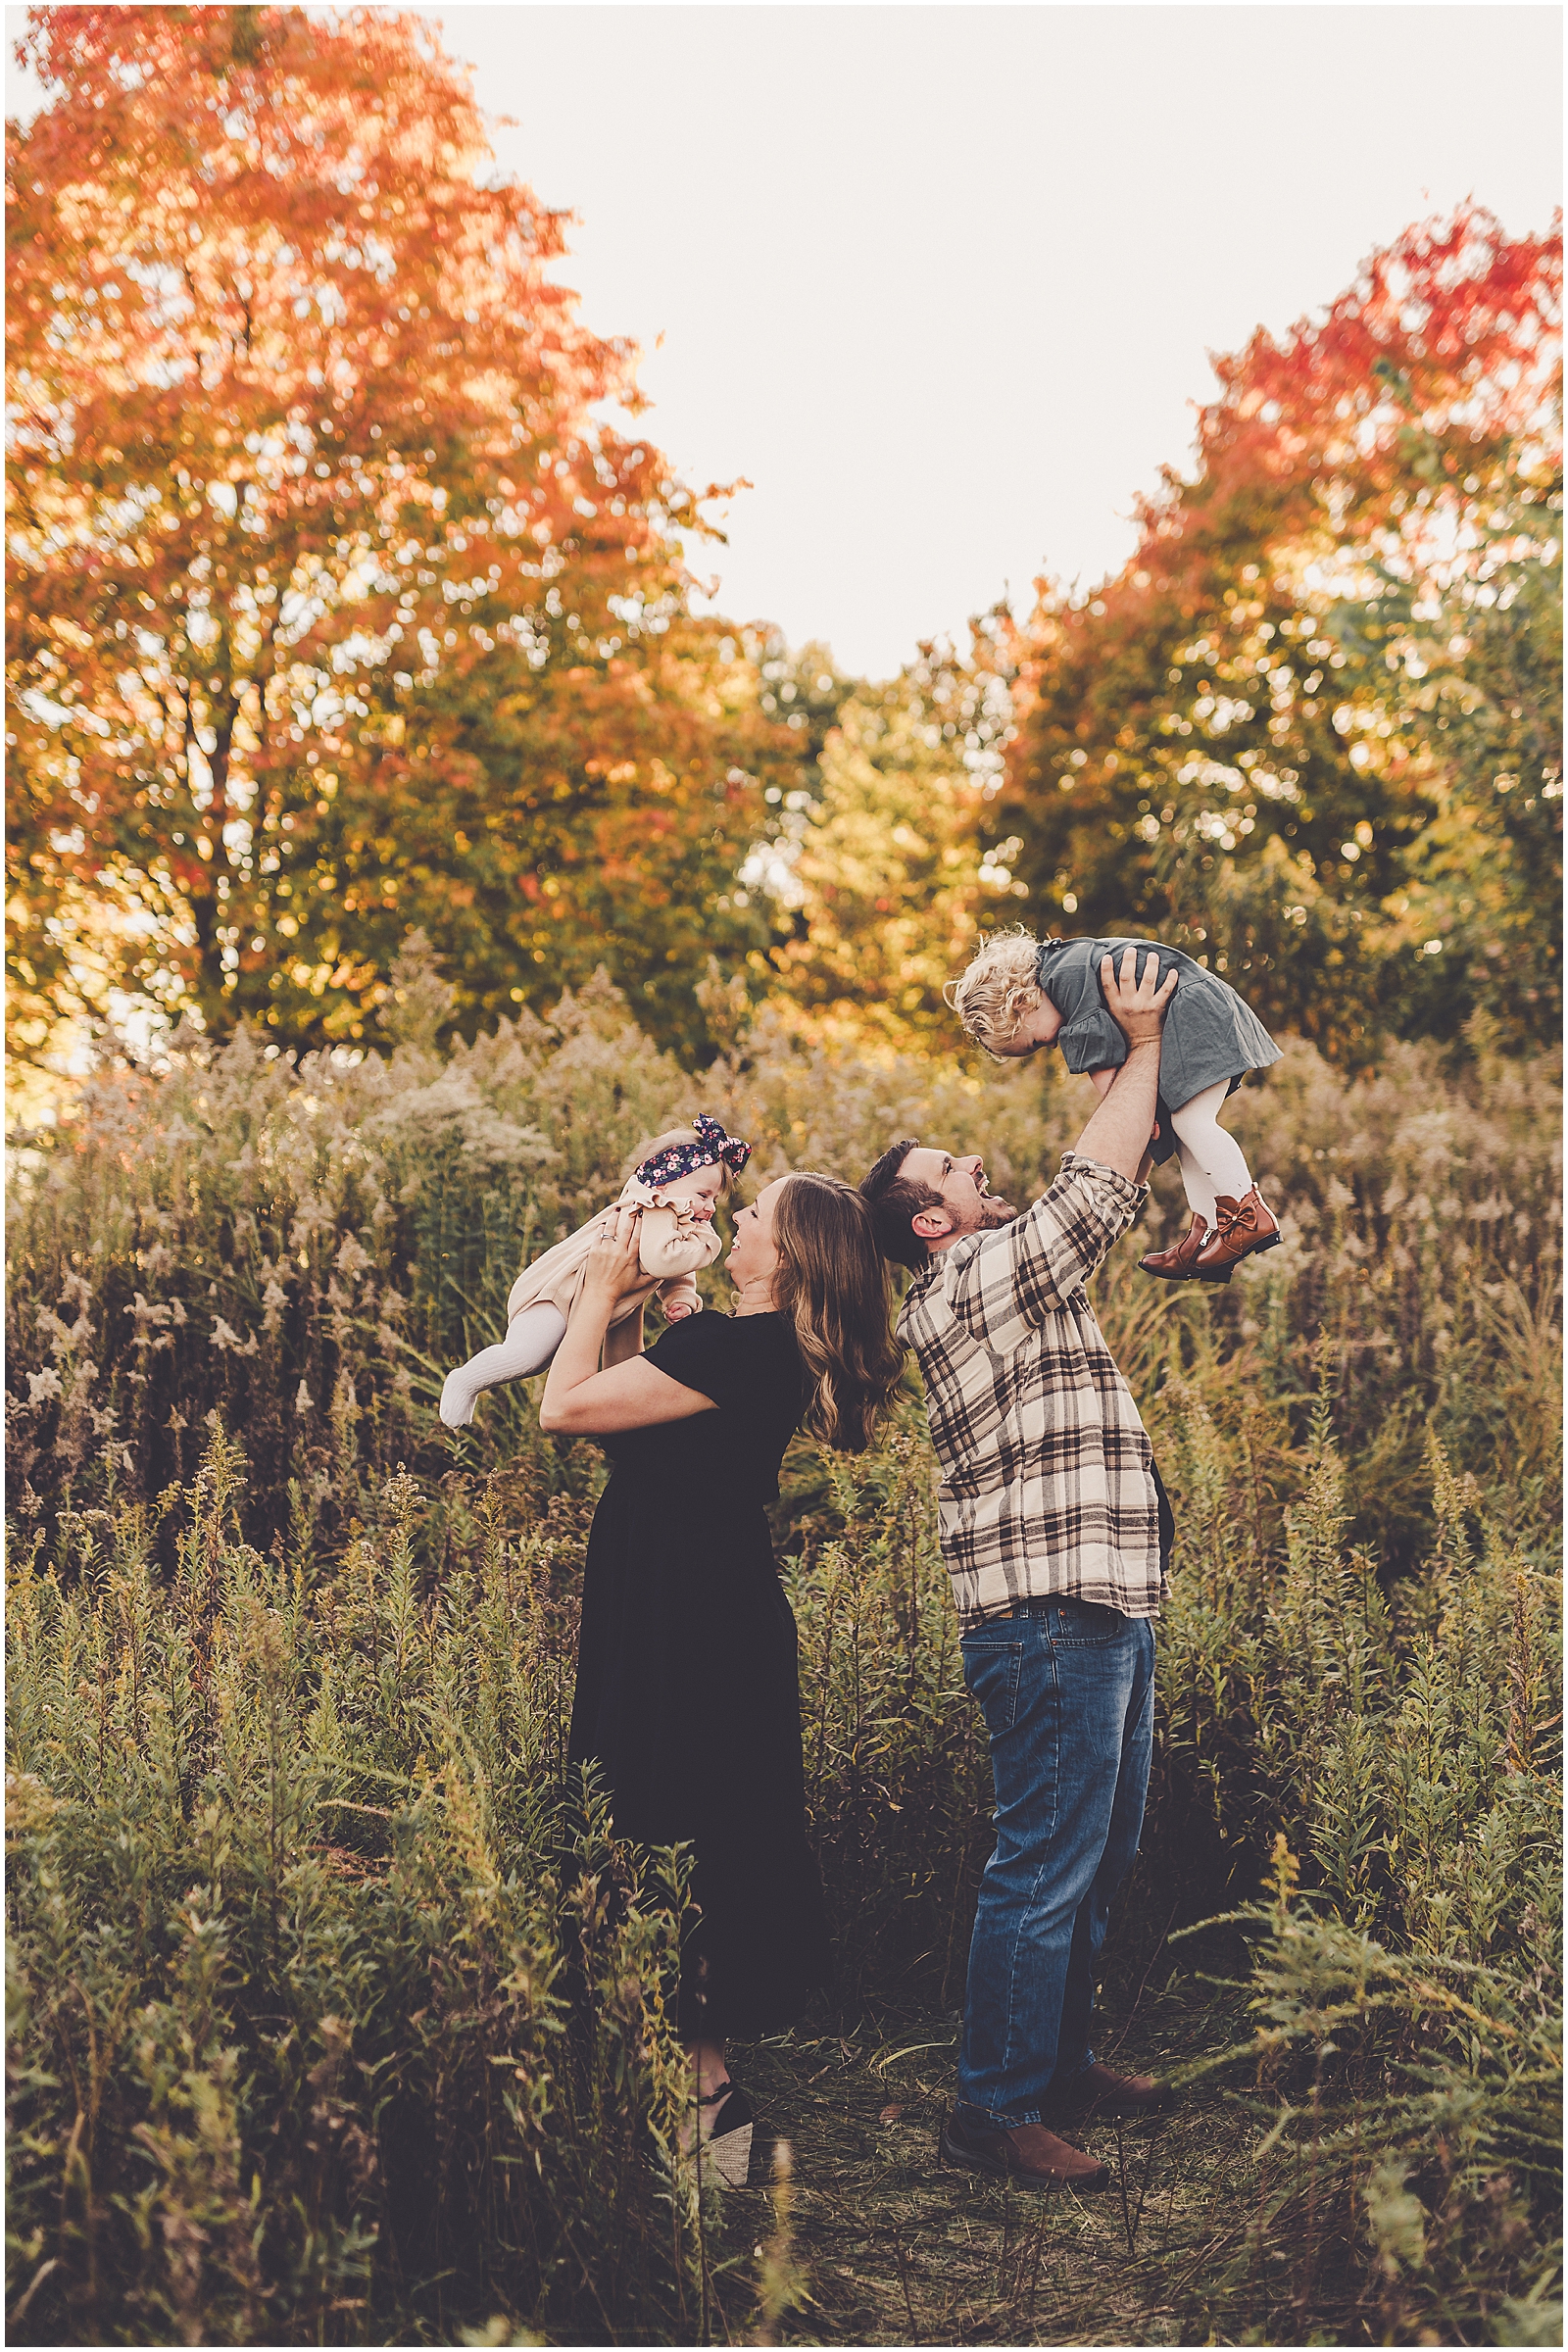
[770,1172,905,1454]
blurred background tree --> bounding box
[745,635,1018,1048]
[7,2,781,1066]
[997,209,1561,1065]
[5,6,1561,1088]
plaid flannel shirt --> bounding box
[897,1152,1164,1631]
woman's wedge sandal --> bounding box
[696,2081,755,2188]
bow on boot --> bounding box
[1188,1188,1282,1285]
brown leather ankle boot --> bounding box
[1049,2062,1177,2120]
[1139,1211,1208,1282]
[940,2107,1110,2191]
[1189,1188,1282,1284]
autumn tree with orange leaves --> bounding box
[7,3,779,1064]
[7,16,1559,1083]
[999,207,1562,1060]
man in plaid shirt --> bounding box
[859,947,1178,2192]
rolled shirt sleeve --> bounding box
[942,1154,1148,1352]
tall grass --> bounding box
[5,1435,721,2345]
[1145,1378,1561,2342]
[8,939,1557,1570]
[7,948,1561,2343]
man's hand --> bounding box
[1102,946,1177,1047]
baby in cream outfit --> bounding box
[439,1115,753,1426]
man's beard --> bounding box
[969,1194,1018,1233]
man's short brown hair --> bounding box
[858,1140,944,1274]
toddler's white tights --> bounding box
[439,1303,568,1427]
[1168,1081,1254,1224]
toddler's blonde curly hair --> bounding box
[945,928,1053,1058]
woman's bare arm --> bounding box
[540,1207,717,1435]
[540,1354,717,1435]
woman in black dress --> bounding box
[540,1169,903,2183]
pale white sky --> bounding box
[8,4,1562,678]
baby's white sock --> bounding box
[1169,1082,1253,1217]
[440,1303,569,1427]
[1173,1149,1219,1225]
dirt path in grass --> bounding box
[707,1981,1287,2348]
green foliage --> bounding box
[5,1443,712,2345]
[1166,1833,1561,2345]
[6,975,1562,2342]
[1332,490,1566,1051]
[750,642,1016,1046]
[782,1421,992,2009]
[1134,1367,1562,2342]
[9,945,1558,1567]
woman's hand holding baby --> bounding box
[580,1206,654,1310]
[541,1200,718,1434]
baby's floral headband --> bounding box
[636,1114,753,1190]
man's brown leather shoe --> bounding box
[1139,1211,1208,1282]
[1189,1187,1282,1285]
[1049,2062,1175,2121]
[940,2106,1110,2191]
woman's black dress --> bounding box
[567,1309,828,2040]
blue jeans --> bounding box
[956,1597,1155,2128]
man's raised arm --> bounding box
[941,952,1177,1347]
[1073,947,1177,1182]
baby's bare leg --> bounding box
[440,1303,568,1427]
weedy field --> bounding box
[6,960,1562,2345]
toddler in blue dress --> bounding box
[948,929,1283,1283]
